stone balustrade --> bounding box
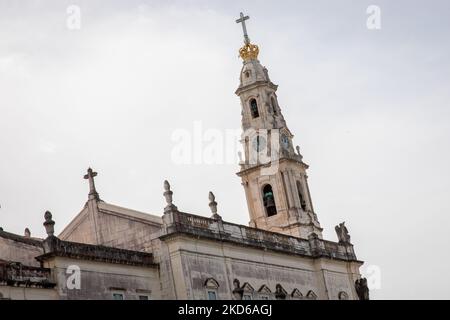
[164,211,358,262]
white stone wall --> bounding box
[59,202,162,252]
[0,286,57,300]
[0,236,43,267]
[160,235,361,300]
[42,257,161,300]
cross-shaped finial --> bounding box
[83,167,100,201]
[236,12,251,45]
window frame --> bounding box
[207,290,218,300]
[112,292,125,300]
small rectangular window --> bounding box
[139,295,149,300]
[207,291,217,300]
[112,293,124,300]
[243,294,252,300]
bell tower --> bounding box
[235,12,323,239]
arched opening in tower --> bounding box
[249,99,259,118]
[262,184,277,217]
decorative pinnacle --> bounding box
[236,12,251,45]
[83,167,100,201]
[43,211,55,237]
[163,180,177,214]
[24,228,31,238]
[209,191,221,220]
[236,12,259,61]
[239,43,259,62]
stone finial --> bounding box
[24,228,31,238]
[164,180,170,192]
[43,211,55,237]
[163,180,177,214]
[209,192,221,220]
[83,167,100,201]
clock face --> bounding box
[252,135,267,152]
[281,134,290,149]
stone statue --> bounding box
[232,279,244,300]
[335,222,351,243]
[355,278,369,300]
[296,145,303,160]
[275,284,286,300]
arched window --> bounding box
[249,99,259,118]
[204,278,219,300]
[296,181,307,211]
[258,285,272,300]
[262,185,277,216]
[271,97,277,115]
[241,282,255,300]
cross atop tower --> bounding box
[236,12,251,45]
[84,167,100,201]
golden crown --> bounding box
[239,43,259,61]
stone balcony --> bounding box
[161,211,359,262]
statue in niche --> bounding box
[232,279,244,300]
[275,284,286,300]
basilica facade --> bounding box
[0,14,367,301]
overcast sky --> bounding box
[1,0,450,299]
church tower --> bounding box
[235,13,323,239]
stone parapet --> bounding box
[37,236,156,267]
[161,211,359,262]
